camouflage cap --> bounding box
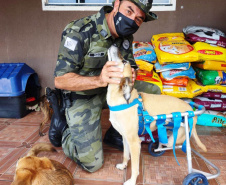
[112,0,157,22]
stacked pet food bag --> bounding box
[132,26,226,134]
[183,26,226,127]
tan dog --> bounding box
[11,143,74,185]
[107,45,207,185]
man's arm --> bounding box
[55,61,123,91]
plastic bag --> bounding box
[136,69,163,92]
[161,77,188,87]
[194,42,226,62]
[160,66,196,80]
[152,33,185,42]
[192,60,226,71]
[154,61,190,72]
[161,79,206,98]
[194,67,226,85]
[135,59,154,72]
[197,110,226,127]
[205,84,226,93]
[201,92,226,100]
[133,41,156,63]
[151,33,199,64]
[193,97,226,111]
[183,25,226,48]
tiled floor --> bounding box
[0,109,225,185]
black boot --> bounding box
[46,87,68,147]
[103,125,123,151]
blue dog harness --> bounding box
[108,95,197,165]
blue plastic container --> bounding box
[0,63,40,118]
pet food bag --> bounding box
[151,33,199,64]
[205,84,226,93]
[194,42,226,62]
[152,33,185,42]
[136,69,163,93]
[194,67,226,85]
[135,59,154,72]
[161,79,206,98]
[201,92,226,100]
[154,61,190,72]
[197,110,226,127]
[193,97,226,111]
[161,77,188,87]
[183,25,226,48]
[192,60,226,71]
[133,41,156,63]
[160,66,196,81]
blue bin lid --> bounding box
[0,63,38,97]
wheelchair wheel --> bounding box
[148,138,165,157]
[182,172,208,185]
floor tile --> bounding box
[13,111,44,123]
[74,153,124,183]
[143,155,192,185]
[0,125,38,142]
[191,135,226,154]
[0,111,225,185]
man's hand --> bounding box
[98,61,123,87]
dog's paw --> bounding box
[116,163,127,170]
[123,179,136,185]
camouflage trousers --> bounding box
[62,92,106,173]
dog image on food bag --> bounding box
[11,143,74,185]
[107,45,207,185]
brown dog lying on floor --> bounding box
[107,45,207,185]
[11,143,74,185]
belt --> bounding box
[70,92,96,100]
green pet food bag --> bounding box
[194,67,226,85]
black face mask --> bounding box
[114,11,139,37]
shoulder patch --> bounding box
[64,37,78,51]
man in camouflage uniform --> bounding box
[53,0,158,172]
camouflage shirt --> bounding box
[54,6,138,95]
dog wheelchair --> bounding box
[138,101,220,185]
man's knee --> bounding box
[81,157,104,173]
[77,145,104,172]
[62,132,104,173]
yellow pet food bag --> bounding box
[136,69,163,92]
[192,60,226,71]
[151,33,185,43]
[151,33,199,64]
[135,59,154,72]
[205,85,226,93]
[194,42,226,62]
[161,79,207,98]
